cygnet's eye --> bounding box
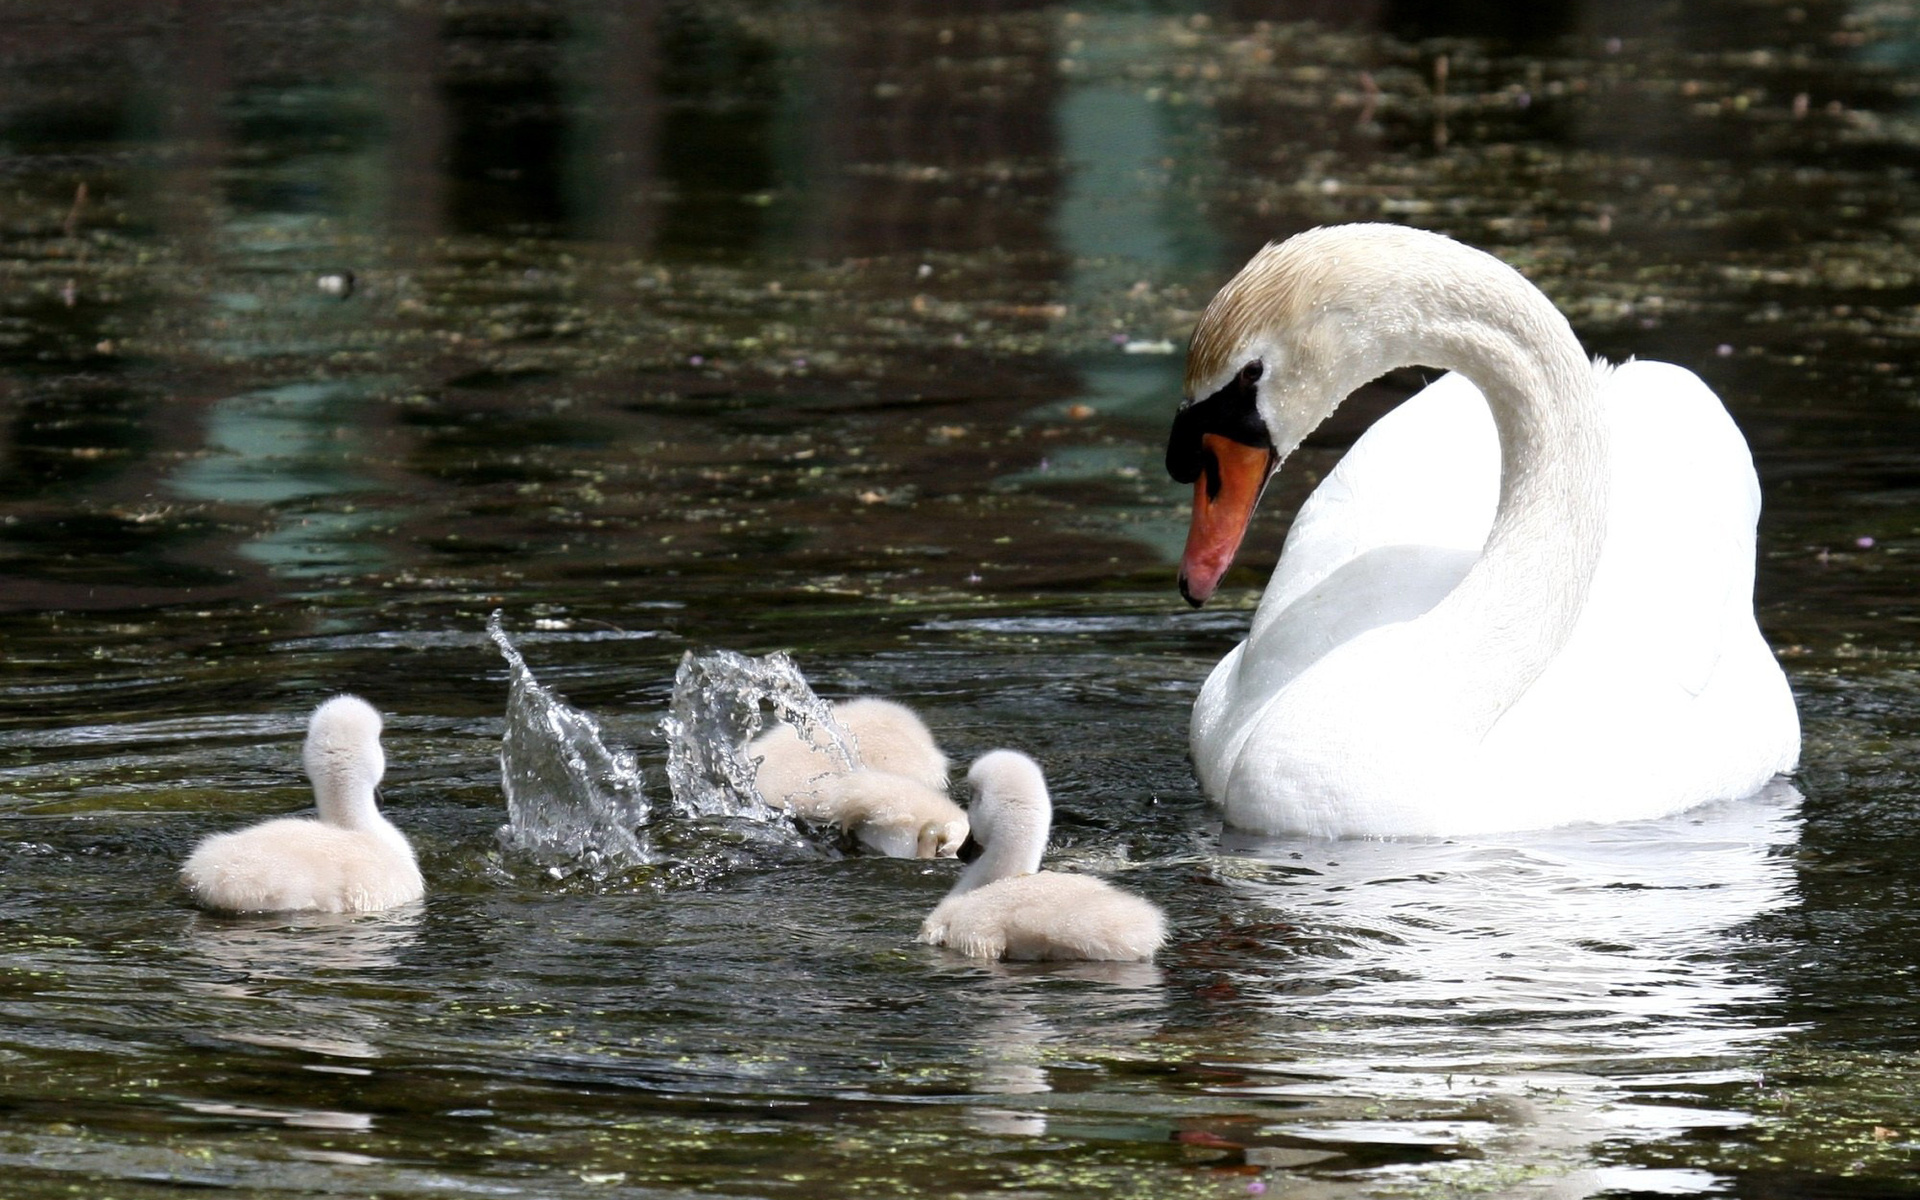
[1239,360,1263,386]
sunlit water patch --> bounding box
[1171,782,1806,1194]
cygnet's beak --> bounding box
[956,832,984,863]
[919,822,967,859]
[1178,433,1277,607]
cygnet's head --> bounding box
[303,694,387,826]
[916,815,969,859]
[808,770,967,859]
[955,749,1051,891]
[835,697,949,792]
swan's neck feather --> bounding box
[309,761,384,830]
[953,794,1048,896]
[1203,225,1609,728]
[304,704,388,831]
[303,733,382,829]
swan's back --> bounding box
[182,817,424,914]
[746,718,844,804]
[834,698,950,792]
[1484,360,1799,807]
[1246,360,1763,666]
[746,697,949,804]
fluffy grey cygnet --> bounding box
[744,697,965,858]
[918,750,1166,962]
[180,695,424,914]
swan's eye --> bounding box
[1167,361,1275,483]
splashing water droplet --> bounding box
[488,611,653,880]
[661,648,856,819]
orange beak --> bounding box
[1178,433,1276,607]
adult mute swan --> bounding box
[1165,224,1799,838]
[919,751,1165,962]
[181,695,424,913]
[745,697,965,858]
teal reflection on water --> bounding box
[168,379,391,577]
[1055,15,1222,275]
[1040,15,1217,564]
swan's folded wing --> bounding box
[1196,372,1501,796]
[1253,371,1498,635]
[1585,360,1762,698]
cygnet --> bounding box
[747,697,949,799]
[788,770,968,859]
[918,750,1166,962]
[744,697,963,858]
[181,695,424,914]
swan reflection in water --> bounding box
[172,909,422,1143]
[181,907,422,1060]
[1196,780,1801,1193]
[184,906,423,981]
[929,954,1166,1139]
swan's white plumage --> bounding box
[1183,225,1800,837]
[789,770,968,859]
[829,698,951,792]
[745,697,963,857]
[181,695,424,913]
[918,751,1165,962]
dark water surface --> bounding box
[4,2,1920,1197]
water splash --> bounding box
[488,611,653,880]
[661,648,855,818]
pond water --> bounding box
[3,2,1920,1197]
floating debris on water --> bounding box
[488,610,653,881]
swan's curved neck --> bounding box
[953,805,1047,895]
[311,766,385,830]
[1449,299,1602,724]
[1375,252,1609,728]
[1226,231,1610,730]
